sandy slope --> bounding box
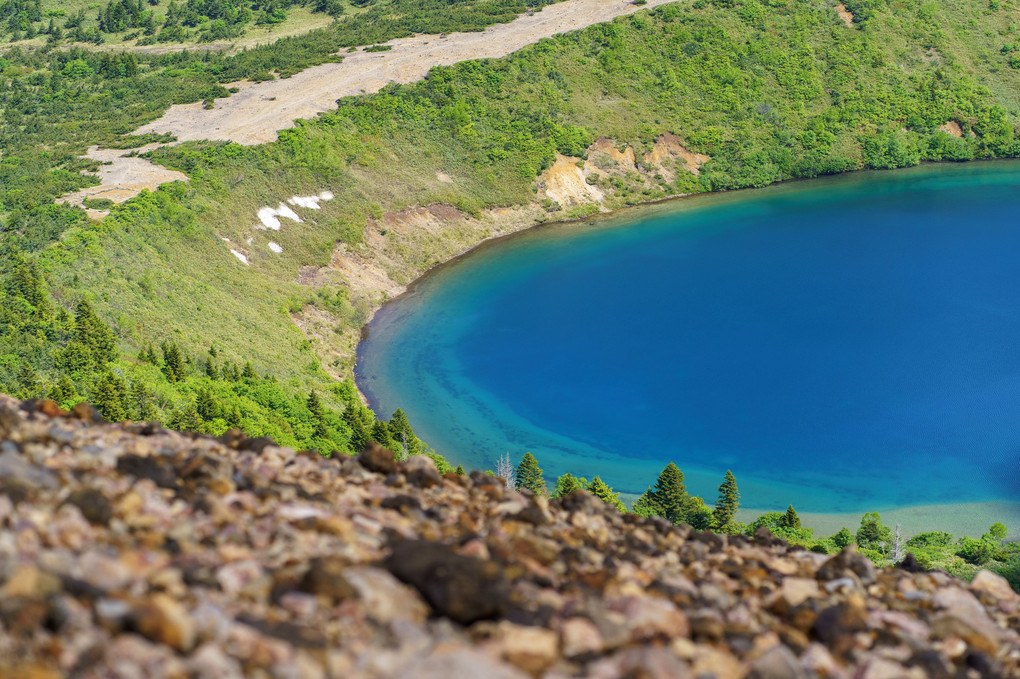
[135,0,678,145]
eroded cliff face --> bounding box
[0,394,1017,679]
[323,134,708,308]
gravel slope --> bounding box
[0,395,1018,678]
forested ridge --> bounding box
[1,0,559,49]
[2,0,1020,583]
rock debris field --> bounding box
[0,394,1018,678]
[134,0,679,146]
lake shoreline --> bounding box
[359,158,1020,344]
[355,159,1020,407]
[736,500,1020,541]
[354,160,1020,537]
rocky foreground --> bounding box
[0,395,1017,679]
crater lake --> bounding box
[357,162,1020,527]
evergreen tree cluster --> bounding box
[483,451,1018,589]
[630,462,736,531]
[0,246,452,466]
[497,451,739,529]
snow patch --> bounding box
[257,207,281,230]
[221,237,230,242]
[230,249,249,265]
[257,202,303,230]
[268,242,283,253]
[258,192,332,228]
[288,192,335,209]
[289,195,322,209]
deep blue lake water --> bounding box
[357,163,1020,513]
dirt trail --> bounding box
[135,0,678,145]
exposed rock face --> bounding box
[0,394,1018,678]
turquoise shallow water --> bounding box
[357,163,1020,513]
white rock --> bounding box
[230,250,249,265]
[268,242,283,253]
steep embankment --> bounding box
[0,395,1018,678]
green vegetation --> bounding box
[1,0,562,50]
[4,0,1019,378]
[551,471,586,498]
[512,452,1020,591]
[0,245,458,465]
[514,451,546,495]
[712,469,739,530]
[586,476,626,512]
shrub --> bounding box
[907,531,954,548]
[958,537,995,565]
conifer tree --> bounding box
[631,487,661,517]
[342,401,372,452]
[195,388,218,421]
[226,405,243,430]
[205,359,219,380]
[6,255,49,315]
[514,452,546,495]
[371,419,397,452]
[455,464,466,475]
[388,409,423,457]
[57,301,118,374]
[91,371,127,422]
[72,300,117,365]
[161,342,184,383]
[57,340,92,376]
[650,462,689,524]
[307,391,328,438]
[130,380,156,421]
[15,363,40,399]
[782,504,802,529]
[713,470,740,530]
[587,476,626,512]
[169,404,202,432]
[552,472,584,498]
[47,381,67,405]
[241,361,256,380]
[54,375,77,407]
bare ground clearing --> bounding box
[134,0,679,145]
[55,145,188,219]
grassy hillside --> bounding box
[0,0,560,52]
[2,0,1019,476]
